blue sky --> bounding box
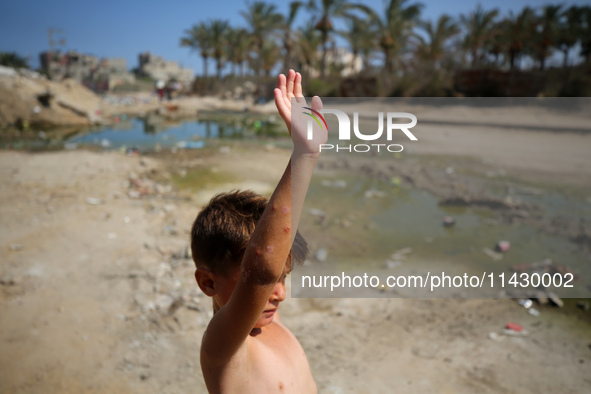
[1,0,588,73]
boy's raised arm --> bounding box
[201,71,326,364]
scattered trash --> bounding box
[445,167,454,174]
[308,208,327,217]
[38,131,46,139]
[177,140,204,149]
[511,258,578,281]
[9,244,23,251]
[219,146,231,154]
[107,232,117,240]
[518,299,533,309]
[483,248,503,261]
[506,322,523,332]
[495,240,511,253]
[528,308,540,317]
[390,177,401,186]
[86,197,103,205]
[517,299,540,316]
[502,328,529,337]
[442,216,455,228]
[100,138,111,148]
[364,190,385,198]
[340,219,352,228]
[33,106,41,114]
[385,259,402,269]
[411,344,439,359]
[547,291,564,308]
[320,179,347,188]
[315,247,328,262]
[535,291,549,306]
[128,190,141,199]
[0,274,19,286]
[390,247,412,261]
[163,204,177,213]
[126,147,140,157]
[488,332,506,342]
[64,142,78,150]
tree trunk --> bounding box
[202,55,208,78]
[509,49,516,70]
[321,29,328,78]
[257,40,263,99]
[384,47,392,73]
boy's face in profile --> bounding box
[214,257,291,328]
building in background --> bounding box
[39,50,135,92]
[138,52,194,87]
[303,47,363,78]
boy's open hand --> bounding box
[274,70,327,157]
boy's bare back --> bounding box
[193,70,324,393]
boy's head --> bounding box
[191,190,308,277]
[191,191,308,321]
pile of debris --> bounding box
[0,65,103,128]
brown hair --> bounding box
[191,190,308,276]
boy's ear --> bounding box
[195,268,217,297]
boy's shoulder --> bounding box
[202,320,316,393]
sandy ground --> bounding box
[1,114,591,393]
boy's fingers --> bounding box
[311,96,323,111]
[286,69,295,94]
[286,70,295,102]
[278,74,287,98]
[273,88,287,117]
[274,88,292,135]
[294,72,302,97]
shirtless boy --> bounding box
[191,70,325,393]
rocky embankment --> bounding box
[0,66,102,128]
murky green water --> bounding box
[299,174,591,298]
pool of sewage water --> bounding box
[296,174,591,299]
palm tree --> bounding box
[241,1,283,94]
[282,1,304,69]
[416,14,460,67]
[209,19,230,79]
[296,21,323,77]
[533,4,562,70]
[460,5,499,67]
[308,0,367,78]
[557,6,582,69]
[259,40,282,77]
[180,22,212,77]
[580,6,591,64]
[365,0,424,73]
[338,17,376,72]
[226,27,251,77]
[501,7,535,70]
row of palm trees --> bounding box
[180,1,591,82]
